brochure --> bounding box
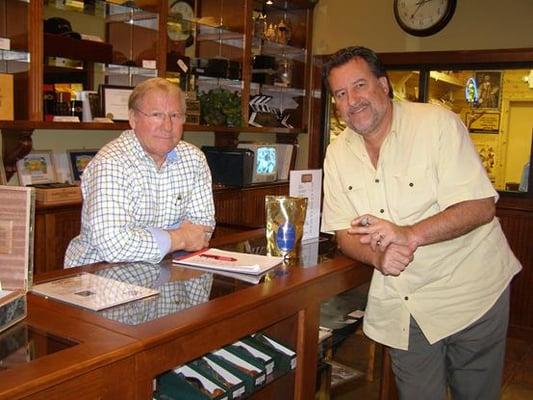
[31,272,159,311]
[173,248,283,276]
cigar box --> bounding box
[188,356,246,399]
[0,186,35,333]
[246,333,297,375]
[157,365,228,400]
[208,349,266,395]
[31,183,82,205]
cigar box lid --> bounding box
[0,186,35,294]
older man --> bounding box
[65,78,215,267]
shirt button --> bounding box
[375,179,380,183]
[348,185,352,190]
[409,182,414,187]
[379,209,384,213]
[404,296,409,300]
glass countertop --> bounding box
[87,234,338,325]
[0,323,77,372]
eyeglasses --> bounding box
[134,108,186,123]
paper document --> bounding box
[290,169,322,241]
[173,248,283,275]
[31,272,159,311]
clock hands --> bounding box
[410,0,434,20]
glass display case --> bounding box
[1,0,316,184]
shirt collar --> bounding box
[127,129,181,166]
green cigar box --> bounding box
[188,357,246,399]
[157,365,228,400]
[245,333,297,375]
[207,349,266,395]
[228,340,275,375]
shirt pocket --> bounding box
[163,190,188,227]
[340,180,371,216]
[390,164,437,222]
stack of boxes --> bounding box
[155,332,296,399]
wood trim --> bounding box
[28,0,42,121]
[378,48,533,68]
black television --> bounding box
[202,146,254,187]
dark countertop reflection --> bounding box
[91,234,338,326]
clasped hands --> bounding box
[349,214,418,276]
[169,220,213,252]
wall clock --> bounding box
[393,0,457,37]
[168,0,195,47]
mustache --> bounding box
[348,101,370,113]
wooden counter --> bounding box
[2,230,373,400]
[0,302,140,400]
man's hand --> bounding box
[373,243,415,276]
[168,221,213,252]
[349,214,419,252]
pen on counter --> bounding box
[200,253,237,262]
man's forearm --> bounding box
[409,197,495,247]
[336,229,378,266]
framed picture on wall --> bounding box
[16,150,56,186]
[475,71,502,110]
[67,149,98,182]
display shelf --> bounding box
[252,38,306,61]
[2,0,316,180]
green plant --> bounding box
[199,88,242,127]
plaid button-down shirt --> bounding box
[65,130,215,267]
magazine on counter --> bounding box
[173,248,283,276]
[31,272,159,311]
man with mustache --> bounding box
[321,46,521,400]
[65,78,215,267]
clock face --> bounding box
[394,0,456,37]
[168,0,194,44]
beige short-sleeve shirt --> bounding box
[321,101,522,350]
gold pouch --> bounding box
[265,195,307,259]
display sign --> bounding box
[466,111,500,133]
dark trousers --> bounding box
[389,286,510,400]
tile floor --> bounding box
[329,333,533,400]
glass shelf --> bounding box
[104,63,158,78]
[44,0,154,19]
[252,38,306,62]
[0,49,29,63]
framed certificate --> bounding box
[66,149,98,182]
[99,85,133,121]
[16,150,56,186]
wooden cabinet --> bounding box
[214,181,288,227]
[1,0,316,180]
[34,203,81,273]
[496,196,533,340]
